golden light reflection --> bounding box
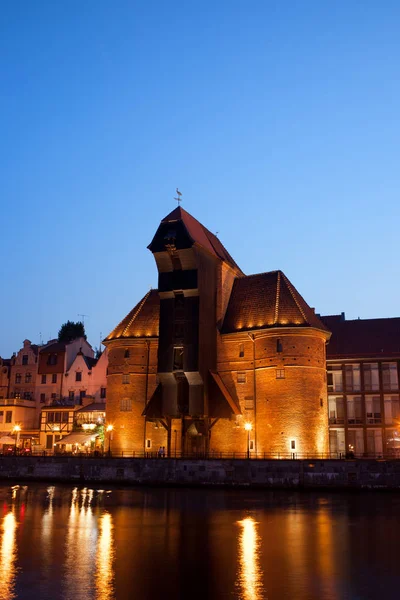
[237,517,263,600]
[0,512,18,600]
[64,488,97,598]
[41,486,55,571]
[95,513,115,600]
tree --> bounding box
[58,321,86,344]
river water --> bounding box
[0,483,399,600]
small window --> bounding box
[146,439,152,449]
[100,387,106,399]
[22,355,28,365]
[124,350,130,359]
[276,369,285,380]
[249,440,254,451]
[244,397,254,410]
[122,374,130,385]
[5,411,12,423]
[239,344,244,358]
[0,411,3,423]
[47,411,54,423]
[40,393,46,403]
[15,373,21,384]
[23,392,32,400]
[62,412,69,423]
[237,372,246,384]
[173,347,184,371]
[69,391,74,401]
[291,440,296,450]
[51,393,56,400]
[47,354,57,366]
[120,398,132,412]
[25,372,32,383]
[41,374,47,384]
[76,371,82,382]
[46,435,53,449]
[276,339,283,353]
[80,390,86,401]
[52,374,57,384]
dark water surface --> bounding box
[0,483,399,600]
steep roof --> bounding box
[40,341,66,354]
[104,289,160,342]
[322,314,400,359]
[150,206,243,274]
[83,356,98,370]
[221,270,328,334]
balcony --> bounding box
[329,417,345,425]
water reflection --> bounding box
[237,517,263,600]
[0,511,18,600]
[63,487,97,599]
[95,513,115,600]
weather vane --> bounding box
[174,188,183,205]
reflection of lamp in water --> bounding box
[0,512,18,599]
[237,517,263,600]
[95,513,115,600]
[244,422,252,459]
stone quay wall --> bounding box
[2,457,400,490]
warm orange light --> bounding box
[244,422,252,432]
[13,425,21,433]
[106,425,114,433]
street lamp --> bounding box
[244,422,252,459]
[13,425,21,455]
[106,425,114,456]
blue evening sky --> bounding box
[1,1,399,357]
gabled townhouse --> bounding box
[62,348,107,405]
[9,339,39,402]
[36,337,94,406]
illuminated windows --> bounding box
[382,363,399,391]
[276,369,285,379]
[327,366,343,391]
[344,364,360,391]
[237,372,246,383]
[363,363,379,391]
[122,374,130,385]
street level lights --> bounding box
[244,422,252,459]
[106,425,114,456]
[13,425,21,455]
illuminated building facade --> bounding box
[104,207,330,456]
[322,314,400,456]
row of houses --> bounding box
[0,337,107,452]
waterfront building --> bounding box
[0,357,11,399]
[61,348,108,405]
[9,339,39,402]
[323,313,400,456]
[37,337,94,406]
[104,207,330,456]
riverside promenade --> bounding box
[1,456,400,489]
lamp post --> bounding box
[13,425,21,455]
[244,422,252,459]
[174,429,177,458]
[106,425,113,456]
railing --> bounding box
[6,450,400,460]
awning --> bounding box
[209,372,241,417]
[54,432,98,446]
[0,436,16,445]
